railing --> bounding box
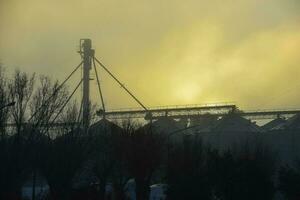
[106,102,236,112]
[103,104,300,120]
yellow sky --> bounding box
[0,0,300,110]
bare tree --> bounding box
[38,102,92,200]
[0,70,76,200]
[8,70,35,135]
[0,70,36,199]
[0,65,9,134]
[29,75,69,137]
[57,100,80,134]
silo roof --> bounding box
[143,116,183,135]
[262,117,286,131]
[213,113,262,133]
[89,118,122,135]
[189,114,218,133]
[274,114,300,130]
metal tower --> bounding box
[79,39,94,130]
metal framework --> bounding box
[241,109,300,120]
[79,39,94,130]
[102,105,300,120]
[103,103,235,119]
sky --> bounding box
[0,0,300,111]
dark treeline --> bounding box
[1,67,300,200]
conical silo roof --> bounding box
[189,114,218,133]
[213,113,262,133]
[142,116,183,135]
[275,114,300,130]
[89,118,123,135]
[262,117,286,131]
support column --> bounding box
[81,39,94,131]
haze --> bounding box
[1,0,300,110]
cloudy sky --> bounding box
[0,0,300,110]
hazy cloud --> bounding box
[1,0,300,110]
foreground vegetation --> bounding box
[1,67,300,200]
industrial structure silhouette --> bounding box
[7,39,300,200]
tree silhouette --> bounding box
[279,162,300,200]
[207,144,276,200]
[167,135,211,200]
[123,124,166,200]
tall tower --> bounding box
[80,39,94,131]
